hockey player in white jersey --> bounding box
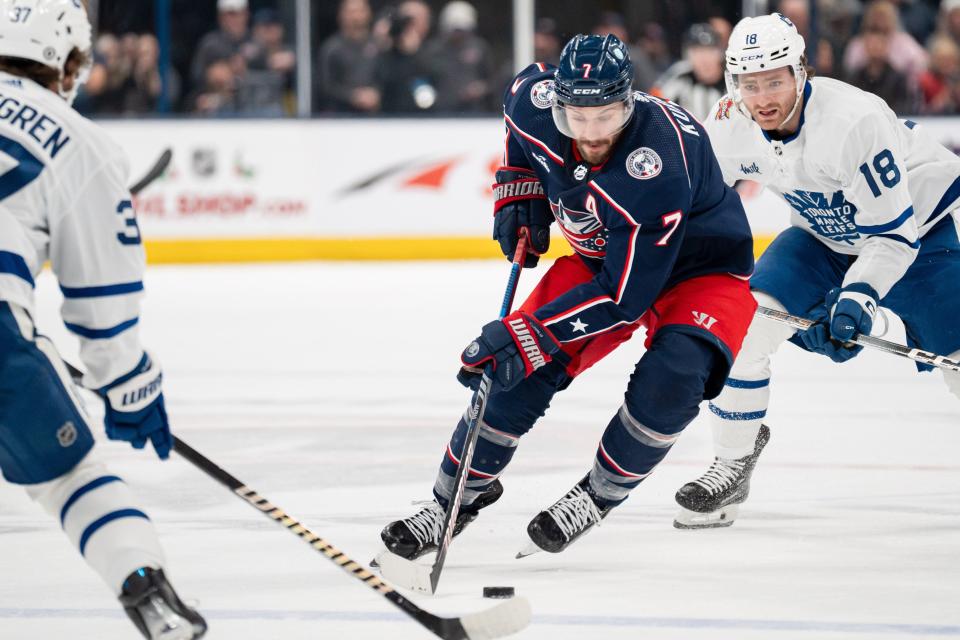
[674,13,960,529]
[0,2,205,637]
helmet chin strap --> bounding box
[774,65,807,131]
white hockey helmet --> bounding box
[725,13,806,123]
[0,0,92,102]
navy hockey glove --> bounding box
[99,353,172,460]
[492,167,552,267]
[458,311,560,393]
[827,282,879,343]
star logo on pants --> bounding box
[570,317,589,333]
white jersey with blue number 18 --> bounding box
[706,76,960,298]
[0,71,145,388]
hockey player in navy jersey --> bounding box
[381,33,758,556]
[673,13,960,529]
[0,2,205,638]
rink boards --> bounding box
[100,116,960,263]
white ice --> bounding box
[1,261,958,640]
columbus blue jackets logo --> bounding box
[626,147,662,180]
[530,80,555,109]
[551,198,608,257]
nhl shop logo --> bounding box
[626,147,663,180]
[530,80,555,109]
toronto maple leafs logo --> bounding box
[626,147,663,180]
[551,198,608,257]
[782,189,860,245]
[530,79,555,109]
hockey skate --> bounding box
[380,480,504,560]
[119,567,207,640]
[518,476,612,557]
[673,424,771,529]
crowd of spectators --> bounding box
[83,0,960,118]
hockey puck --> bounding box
[482,586,515,599]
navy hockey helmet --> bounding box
[552,34,635,139]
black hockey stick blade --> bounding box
[130,148,173,195]
[171,436,532,640]
[61,360,531,639]
[755,305,960,372]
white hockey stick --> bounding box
[756,306,960,372]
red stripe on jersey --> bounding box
[588,182,641,304]
[542,295,611,325]
[504,113,564,165]
[535,62,546,72]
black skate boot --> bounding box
[520,476,612,556]
[380,480,504,560]
[119,567,207,640]
[673,424,771,529]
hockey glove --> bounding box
[492,167,552,267]
[827,282,879,343]
[99,353,172,460]
[458,311,560,393]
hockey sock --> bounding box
[25,451,165,595]
[433,412,519,508]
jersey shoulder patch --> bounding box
[714,96,735,121]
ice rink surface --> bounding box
[1,260,958,640]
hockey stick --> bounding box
[63,361,531,639]
[129,148,173,195]
[377,232,530,595]
[756,305,960,372]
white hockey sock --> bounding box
[25,451,165,595]
[711,293,794,460]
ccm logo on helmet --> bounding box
[572,88,603,95]
[740,54,764,60]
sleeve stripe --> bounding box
[503,113,564,165]
[588,182,641,304]
[60,281,144,299]
[0,250,34,288]
[873,233,921,249]
[856,206,914,234]
[65,317,139,340]
[924,175,960,225]
[542,295,611,325]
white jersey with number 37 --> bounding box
[705,76,960,298]
[0,71,144,388]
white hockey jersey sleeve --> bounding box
[49,155,146,390]
[835,111,919,298]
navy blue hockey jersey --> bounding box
[503,64,755,343]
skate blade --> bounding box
[673,504,739,529]
[515,539,543,559]
[374,550,435,595]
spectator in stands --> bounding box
[847,29,915,113]
[122,34,173,113]
[189,58,239,116]
[534,17,561,66]
[317,0,381,113]
[191,0,250,87]
[239,9,295,116]
[844,0,927,84]
[708,16,733,49]
[424,1,494,112]
[892,0,938,46]
[591,11,658,92]
[636,23,672,77]
[918,35,960,113]
[650,23,725,121]
[81,33,128,114]
[374,0,436,112]
[938,0,960,47]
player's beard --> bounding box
[577,137,615,165]
[749,91,800,132]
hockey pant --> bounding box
[0,301,166,594]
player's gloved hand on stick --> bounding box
[98,352,172,459]
[798,283,878,363]
[458,311,560,393]
[492,167,552,267]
